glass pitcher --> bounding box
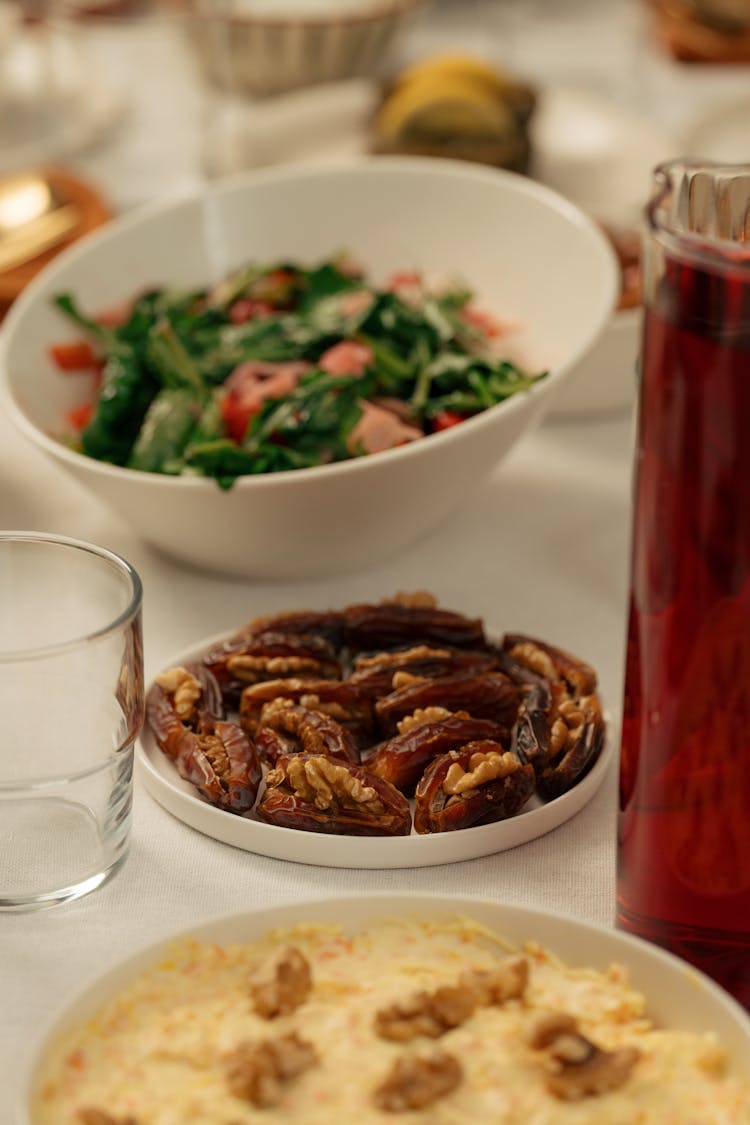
[617,160,750,1008]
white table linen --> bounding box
[3,0,750,1114]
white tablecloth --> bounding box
[1,398,634,1113]
[3,0,749,1116]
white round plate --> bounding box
[530,86,677,226]
[136,632,613,869]
[216,81,675,228]
[0,63,125,175]
[682,94,750,164]
[20,892,750,1124]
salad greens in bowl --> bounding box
[49,256,546,488]
[0,157,618,579]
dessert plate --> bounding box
[136,631,613,869]
[222,80,676,228]
[682,94,750,164]
[22,893,750,1125]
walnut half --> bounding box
[77,1112,138,1125]
[373,1049,463,1112]
[375,985,476,1041]
[225,1032,317,1107]
[460,955,529,1006]
[275,756,386,816]
[154,665,201,722]
[248,946,312,1019]
[528,1011,641,1100]
[442,750,521,796]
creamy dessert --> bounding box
[33,916,750,1123]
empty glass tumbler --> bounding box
[0,532,144,911]
[617,161,750,1007]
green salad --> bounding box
[50,256,546,489]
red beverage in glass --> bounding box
[617,162,750,1008]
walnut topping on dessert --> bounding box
[225,1032,317,1107]
[460,955,529,1005]
[78,1113,138,1125]
[375,985,476,1041]
[528,1011,641,1100]
[375,955,529,1042]
[373,1049,463,1111]
[249,946,312,1019]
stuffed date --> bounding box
[256,754,412,836]
[146,664,261,812]
[413,741,535,833]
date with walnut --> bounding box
[145,593,605,836]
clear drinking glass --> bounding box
[0,532,143,911]
[617,160,750,1008]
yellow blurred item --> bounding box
[0,166,110,316]
[372,52,537,172]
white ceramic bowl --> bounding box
[182,0,426,99]
[0,157,618,579]
[19,893,750,1124]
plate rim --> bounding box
[136,629,614,869]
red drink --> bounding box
[617,223,750,1006]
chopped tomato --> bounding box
[252,268,299,307]
[432,410,467,432]
[386,270,422,291]
[95,300,132,328]
[460,305,505,338]
[220,394,261,444]
[48,340,99,371]
[319,340,373,376]
[66,402,94,431]
[228,298,274,325]
[220,360,310,443]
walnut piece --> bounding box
[460,955,529,1005]
[396,705,456,735]
[259,699,339,758]
[382,591,438,609]
[528,1011,641,1100]
[443,750,520,796]
[196,733,230,781]
[391,671,430,691]
[225,1032,317,1107]
[155,665,201,721]
[77,1112,138,1125]
[509,641,558,682]
[296,694,351,724]
[375,985,476,1041]
[248,946,312,1019]
[277,756,386,815]
[226,654,324,683]
[355,645,451,672]
[374,1050,462,1112]
[550,692,601,759]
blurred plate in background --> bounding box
[682,94,750,162]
